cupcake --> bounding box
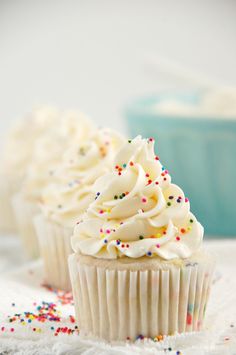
[69,136,215,341]
[12,110,94,258]
[34,127,125,289]
[0,106,59,233]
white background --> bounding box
[0,0,236,144]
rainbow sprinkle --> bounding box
[42,285,74,305]
[1,300,78,337]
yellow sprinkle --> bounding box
[187,226,192,231]
[106,209,111,213]
[156,233,161,238]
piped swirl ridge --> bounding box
[72,136,203,260]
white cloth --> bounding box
[0,235,236,355]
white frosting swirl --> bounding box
[22,110,95,202]
[40,128,125,227]
[72,136,203,260]
[2,106,59,178]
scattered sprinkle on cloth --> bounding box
[0,236,236,355]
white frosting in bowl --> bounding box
[153,88,236,119]
[72,136,203,260]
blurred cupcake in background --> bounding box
[126,88,236,237]
[12,110,95,258]
[34,127,125,290]
[69,136,215,341]
[0,106,59,233]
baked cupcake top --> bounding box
[21,110,95,203]
[40,128,125,228]
[72,136,203,260]
[2,106,59,178]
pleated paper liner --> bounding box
[34,214,73,291]
[12,192,40,258]
[0,174,19,233]
[69,252,215,342]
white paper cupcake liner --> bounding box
[0,174,18,233]
[34,214,73,291]
[11,193,40,258]
[68,253,215,341]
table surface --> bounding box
[0,235,236,355]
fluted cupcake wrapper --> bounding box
[34,214,73,291]
[0,174,18,233]
[11,193,39,258]
[68,253,215,342]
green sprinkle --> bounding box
[128,139,132,143]
[167,202,171,207]
[139,235,144,240]
[114,195,118,200]
[123,163,127,168]
[190,219,194,223]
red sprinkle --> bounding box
[187,313,192,325]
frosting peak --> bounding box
[72,136,203,260]
[41,128,125,227]
[2,106,60,178]
[22,110,95,202]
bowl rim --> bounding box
[125,91,236,125]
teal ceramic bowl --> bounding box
[125,93,236,237]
